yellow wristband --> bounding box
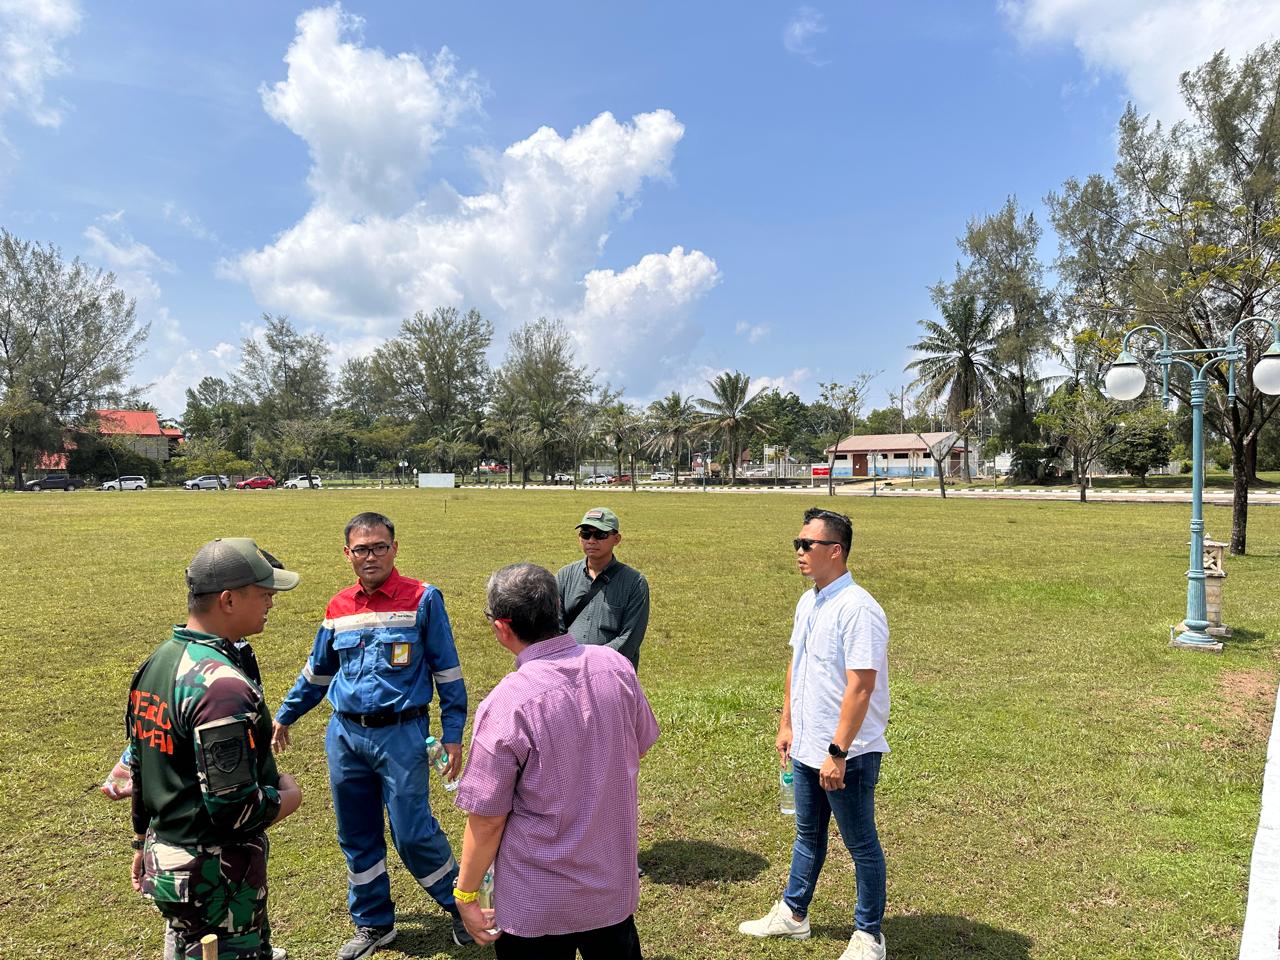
[453,887,479,903]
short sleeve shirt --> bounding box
[788,571,890,768]
[455,634,659,937]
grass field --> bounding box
[1,488,1277,960]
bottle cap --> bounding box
[425,736,438,746]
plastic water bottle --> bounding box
[478,868,494,910]
[779,768,796,815]
[101,760,133,800]
[425,736,459,793]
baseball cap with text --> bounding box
[577,507,619,532]
[186,538,301,594]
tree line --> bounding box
[3,43,1280,552]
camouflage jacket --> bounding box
[128,627,281,846]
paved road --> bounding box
[471,482,1280,506]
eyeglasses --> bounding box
[349,543,392,559]
[578,528,615,540]
[484,609,510,624]
[793,538,839,552]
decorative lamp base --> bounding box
[1169,626,1224,654]
[1176,619,1232,639]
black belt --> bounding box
[338,704,430,728]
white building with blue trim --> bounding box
[824,431,974,478]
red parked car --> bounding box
[609,474,633,484]
[236,475,277,489]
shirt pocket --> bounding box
[332,632,366,679]
[596,600,625,636]
[377,631,421,672]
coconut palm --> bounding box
[906,292,1004,480]
[694,371,766,482]
[645,391,697,483]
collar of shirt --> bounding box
[171,624,234,655]
[811,569,853,603]
[580,556,620,582]
[514,632,579,669]
[354,567,404,601]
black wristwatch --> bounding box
[828,742,849,760]
[130,837,145,851]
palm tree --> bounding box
[694,371,766,482]
[484,387,525,484]
[905,292,1003,481]
[645,392,697,483]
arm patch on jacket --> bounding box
[194,716,255,796]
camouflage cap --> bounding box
[186,538,300,594]
[577,507,619,532]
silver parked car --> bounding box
[183,475,229,490]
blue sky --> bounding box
[2,1,1278,418]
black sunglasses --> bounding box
[578,527,615,540]
[793,538,839,552]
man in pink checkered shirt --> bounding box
[454,562,659,959]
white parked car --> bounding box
[100,475,147,491]
[582,474,611,485]
[283,475,323,489]
[649,471,672,481]
[184,475,229,490]
[552,472,575,483]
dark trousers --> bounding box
[493,915,642,960]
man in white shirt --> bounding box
[739,507,890,960]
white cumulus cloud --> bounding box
[260,3,483,217]
[735,320,770,344]
[233,5,719,394]
[1001,0,1280,121]
[0,0,80,133]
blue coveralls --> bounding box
[276,570,467,928]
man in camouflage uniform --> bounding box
[128,539,304,960]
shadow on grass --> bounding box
[809,914,1031,958]
[639,839,769,884]
[1224,626,1269,649]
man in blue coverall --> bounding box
[271,512,470,958]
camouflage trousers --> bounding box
[142,831,274,960]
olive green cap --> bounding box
[577,507,619,532]
[186,538,301,594]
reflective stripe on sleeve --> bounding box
[302,664,333,686]
[432,666,463,684]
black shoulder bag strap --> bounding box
[563,574,608,631]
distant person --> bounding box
[556,507,650,670]
[453,562,659,957]
[739,508,891,960]
[272,511,470,958]
[127,538,303,960]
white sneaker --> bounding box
[738,901,811,940]
[839,929,887,960]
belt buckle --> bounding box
[359,714,373,728]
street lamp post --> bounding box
[1104,316,1280,651]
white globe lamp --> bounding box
[1104,351,1147,401]
[1252,342,1280,396]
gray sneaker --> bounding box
[449,909,475,947]
[337,926,397,960]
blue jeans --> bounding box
[782,753,885,936]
